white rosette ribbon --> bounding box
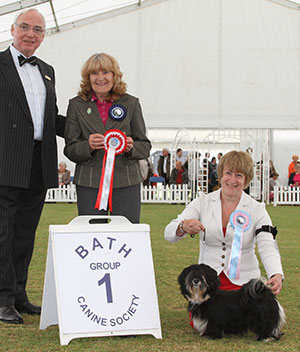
[95,130,127,211]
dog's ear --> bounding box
[203,264,220,297]
[178,265,198,284]
[178,265,198,299]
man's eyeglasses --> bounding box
[14,23,45,36]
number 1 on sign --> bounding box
[98,273,113,303]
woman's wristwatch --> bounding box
[178,221,186,235]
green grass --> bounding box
[0,203,299,351]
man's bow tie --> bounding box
[18,55,38,67]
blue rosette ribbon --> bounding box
[109,104,127,121]
[227,210,251,279]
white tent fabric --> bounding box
[1,0,300,129]
[1,0,300,184]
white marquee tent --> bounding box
[1,0,300,186]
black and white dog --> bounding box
[178,264,285,341]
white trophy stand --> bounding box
[39,216,162,345]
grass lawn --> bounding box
[0,203,299,352]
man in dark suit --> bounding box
[157,148,170,185]
[0,8,64,324]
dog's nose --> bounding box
[192,278,200,286]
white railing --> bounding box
[273,186,300,206]
[141,184,189,205]
[45,184,77,202]
[45,184,190,205]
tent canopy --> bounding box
[1,0,300,185]
[1,0,300,129]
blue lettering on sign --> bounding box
[107,237,116,249]
[74,236,132,260]
[75,246,89,259]
[76,294,140,326]
[90,262,121,270]
[109,294,140,326]
[92,238,103,250]
[77,296,107,326]
[98,273,113,303]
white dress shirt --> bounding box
[10,45,46,140]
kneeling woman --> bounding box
[165,151,283,296]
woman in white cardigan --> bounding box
[165,150,283,295]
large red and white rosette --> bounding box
[95,129,127,211]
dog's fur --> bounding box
[178,264,285,341]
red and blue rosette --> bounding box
[227,210,251,279]
[95,129,127,212]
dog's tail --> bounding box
[242,278,286,341]
[241,278,273,300]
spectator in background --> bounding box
[208,156,217,192]
[170,161,188,186]
[209,156,217,173]
[269,160,277,178]
[270,172,279,191]
[209,167,219,192]
[269,172,279,201]
[58,162,71,186]
[139,157,153,187]
[157,148,170,185]
[217,152,223,162]
[288,154,299,179]
[176,148,186,163]
[289,163,300,187]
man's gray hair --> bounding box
[14,8,45,28]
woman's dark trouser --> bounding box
[76,184,141,224]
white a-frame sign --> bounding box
[40,216,162,345]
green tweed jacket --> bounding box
[64,93,151,189]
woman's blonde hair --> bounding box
[217,150,254,189]
[78,53,127,101]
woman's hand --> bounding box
[89,133,105,150]
[125,136,133,153]
[267,274,283,296]
[176,219,205,237]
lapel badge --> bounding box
[45,75,51,81]
[87,107,92,115]
[109,104,127,121]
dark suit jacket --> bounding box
[64,94,151,189]
[157,154,171,180]
[0,48,65,189]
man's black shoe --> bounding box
[15,301,41,315]
[0,306,24,324]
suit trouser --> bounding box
[0,142,46,307]
[76,183,141,224]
